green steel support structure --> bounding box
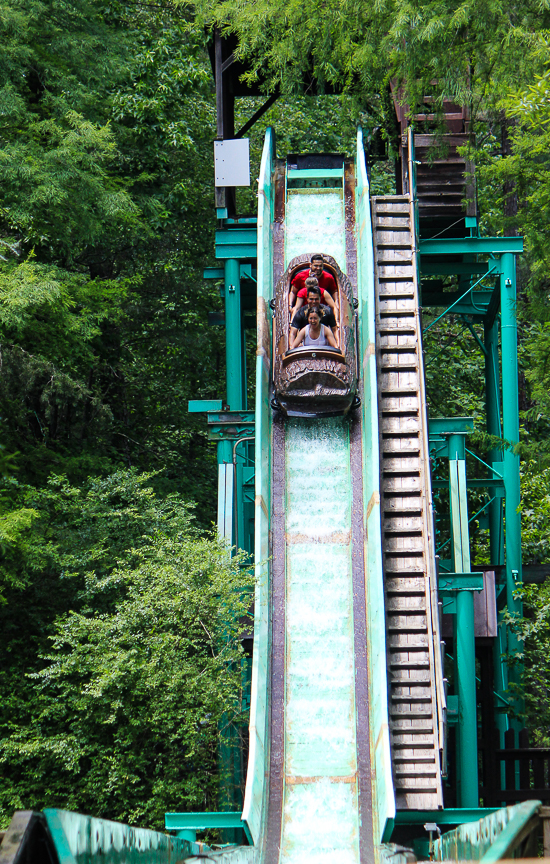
[500,255,523,643]
[449,431,478,808]
[484,313,508,760]
[421,233,523,812]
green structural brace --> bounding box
[423,232,524,810]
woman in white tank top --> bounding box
[290,306,338,350]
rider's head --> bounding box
[310,254,324,278]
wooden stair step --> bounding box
[392,736,435,747]
[386,576,426,591]
[391,693,433,703]
[390,707,433,718]
[387,619,427,633]
[393,753,436,763]
[391,673,432,685]
[387,597,426,613]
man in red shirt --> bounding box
[289,254,338,308]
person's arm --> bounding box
[289,326,299,348]
[324,325,338,348]
[294,296,304,312]
[289,285,298,308]
[331,326,340,348]
[291,326,307,349]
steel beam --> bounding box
[420,237,524,255]
[448,432,479,808]
[422,262,494,276]
[484,315,507,755]
[394,808,500,825]
[500,254,523,744]
[500,254,522,609]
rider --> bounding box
[289,254,338,309]
[289,283,339,347]
[290,305,338,350]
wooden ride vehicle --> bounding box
[272,253,358,417]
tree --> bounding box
[0,470,251,828]
[191,0,550,116]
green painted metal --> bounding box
[208,411,255,423]
[224,258,245,412]
[165,812,252,844]
[448,435,478,808]
[422,261,494,276]
[432,801,541,862]
[422,289,493,315]
[188,399,224,412]
[420,237,524,255]
[484,314,507,753]
[216,252,249,820]
[394,808,499,825]
[204,267,226,279]
[287,168,344,179]
[479,802,541,863]
[423,277,497,334]
[500,256,522,619]
[208,423,255,442]
[432,477,504,490]
[429,417,474,436]
[356,126,395,846]
[215,228,258,261]
[240,127,275,846]
[438,573,484,592]
[43,809,192,864]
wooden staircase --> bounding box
[372,192,445,810]
[391,84,476,237]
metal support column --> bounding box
[484,316,508,755]
[484,317,503,566]
[217,257,245,467]
[225,258,246,412]
[500,255,522,614]
[500,255,523,751]
[449,432,479,808]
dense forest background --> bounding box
[2,0,550,830]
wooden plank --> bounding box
[384,536,424,554]
[387,615,427,631]
[376,229,412,243]
[391,669,432,685]
[382,476,422,493]
[377,263,414,277]
[379,298,416,312]
[386,576,426,592]
[386,595,426,611]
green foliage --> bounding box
[506,593,550,744]
[0,470,251,827]
[191,0,550,113]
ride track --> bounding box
[241,128,444,863]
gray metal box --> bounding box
[214,139,250,187]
